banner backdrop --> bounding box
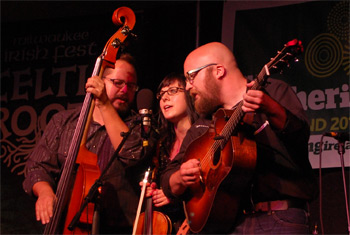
[225,1,349,168]
[0,14,121,233]
[1,3,199,177]
[1,15,111,176]
[1,3,200,232]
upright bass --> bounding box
[43,7,136,234]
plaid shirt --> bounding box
[23,106,157,232]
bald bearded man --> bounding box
[161,42,318,234]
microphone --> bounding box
[323,132,349,142]
[137,89,154,146]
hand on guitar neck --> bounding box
[242,80,287,131]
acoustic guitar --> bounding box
[182,39,304,233]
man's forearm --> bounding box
[33,181,55,197]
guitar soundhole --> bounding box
[212,149,221,166]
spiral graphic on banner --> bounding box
[327,1,349,42]
[343,44,350,75]
[305,33,343,78]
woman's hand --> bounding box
[151,183,171,207]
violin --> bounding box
[133,170,172,235]
[43,7,136,234]
[136,196,172,235]
[133,143,172,235]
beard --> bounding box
[116,103,130,118]
[112,95,131,118]
[193,72,221,117]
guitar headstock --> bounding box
[285,38,304,55]
[268,39,303,74]
[253,39,303,89]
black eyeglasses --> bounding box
[107,78,139,92]
[156,87,185,100]
[185,63,217,84]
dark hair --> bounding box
[118,53,138,80]
[119,53,136,67]
[157,73,198,156]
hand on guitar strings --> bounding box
[179,159,201,186]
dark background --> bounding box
[1,1,349,234]
[1,1,223,93]
[1,1,224,234]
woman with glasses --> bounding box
[140,73,198,234]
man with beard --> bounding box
[160,42,318,234]
[23,54,157,234]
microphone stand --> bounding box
[68,120,139,233]
[337,139,350,235]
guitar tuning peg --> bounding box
[279,59,286,65]
[294,58,299,63]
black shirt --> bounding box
[161,78,318,204]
